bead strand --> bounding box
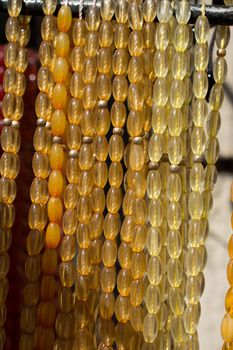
[212,26,231,350]
[74,4,100,349]
[126,0,147,345]
[20,2,56,349]
[65,14,86,350]
[184,12,210,350]
[143,0,170,345]
[52,5,75,349]
[96,0,116,348]
[0,0,29,347]
[167,1,190,347]
[111,0,134,347]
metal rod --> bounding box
[0,0,232,25]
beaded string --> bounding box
[112,0,133,346]
[0,0,29,347]
[144,0,171,345]
[96,0,117,348]
[19,1,56,349]
[52,3,76,348]
[184,9,210,349]
[126,0,148,345]
[74,3,100,348]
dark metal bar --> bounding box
[0,0,233,25]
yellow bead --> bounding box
[50,143,64,170]
[52,83,67,109]
[47,197,63,222]
[53,57,69,83]
[57,5,72,32]
[48,170,64,197]
[55,32,70,57]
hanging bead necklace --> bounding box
[0,0,29,347]
[20,0,55,348]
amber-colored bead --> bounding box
[47,197,63,222]
[55,32,70,57]
[57,5,72,32]
[45,223,60,249]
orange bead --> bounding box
[50,143,64,170]
[57,5,72,32]
[40,275,56,300]
[48,170,64,197]
[229,235,233,259]
[231,183,233,202]
[45,223,61,249]
[221,313,233,342]
[47,197,63,222]
[51,110,67,137]
[52,84,67,109]
[37,301,56,327]
[42,249,58,275]
[227,260,233,286]
[55,32,70,57]
[225,288,233,315]
[34,325,55,350]
[53,57,69,83]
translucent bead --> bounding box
[50,143,64,170]
[2,93,23,121]
[52,83,67,109]
[0,152,20,179]
[205,137,220,164]
[216,25,230,49]
[147,171,161,200]
[102,240,117,268]
[59,261,75,287]
[153,78,169,106]
[117,269,132,296]
[7,0,22,17]
[186,248,202,277]
[157,0,172,23]
[152,106,166,133]
[194,43,209,71]
[143,314,158,343]
[5,17,20,42]
[67,124,82,152]
[190,163,205,192]
[99,22,114,48]
[213,57,227,84]
[170,80,185,108]
[146,285,160,314]
[148,134,163,162]
[128,3,143,31]
[188,192,203,220]
[169,287,185,316]
[42,0,57,15]
[85,6,100,31]
[186,275,201,304]
[167,202,182,230]
[193,71,208,99]
[143,0,156,22]
[167,173,182,202]
[55,32,70,57]
[172,52,188,80]
[109,162,123,188]
[173,24,189,52]
[32,152,50,179]
[168,137,183,165]
[176,0,191,24]
[147,256,162,286]
[129,143,144,171]
[128,31,144,57]
[184,304,200,334]
[115,0,128,24]
[191,127,206,156]
[146,227,162,256]
[153,50,168,78]
[130,278,145,306]
[209,83,224,110]
[148,199,163,227]
[195,15,210,44]
[100,292,115,319]
[39,41,54,68]
[118,241,132,268]
[192,98,208,127]
[171,315,186,343]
